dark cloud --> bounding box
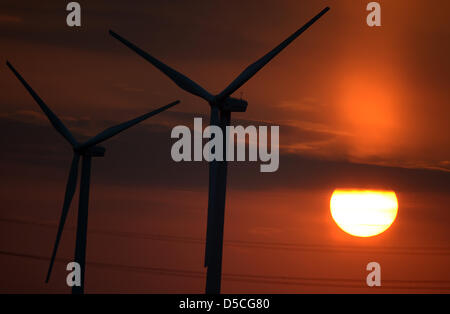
[1,114,448,193]
[0,0,288,61]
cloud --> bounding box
[277,97,323,113]
[1,114,448,194]
[0,110,45,123]
[0,14,22,24]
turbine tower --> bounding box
[109,6,329,294]
[6,61,179,294]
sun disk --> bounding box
[330,189,398,237]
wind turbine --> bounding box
[109,6,330,294]
[6,61,179,294]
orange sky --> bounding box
[1,0,448,170]
[0,0,449,293]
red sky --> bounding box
[0,0,449,293]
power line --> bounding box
[1,249,450,291]
[2,217,450,256]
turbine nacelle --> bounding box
[220,97,248,112]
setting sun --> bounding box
[330,189,398,237]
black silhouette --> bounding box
[6,61,179,294]
[109,6,330,294]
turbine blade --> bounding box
[46,153,80,282]
[79,100,180,149]
[109,30,214,102]
[216,7,330,101]
[6,61,78,147]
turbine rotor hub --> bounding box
[74,145,105,157]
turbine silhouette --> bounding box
[109,6,330,294]
[6,61,179,294]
